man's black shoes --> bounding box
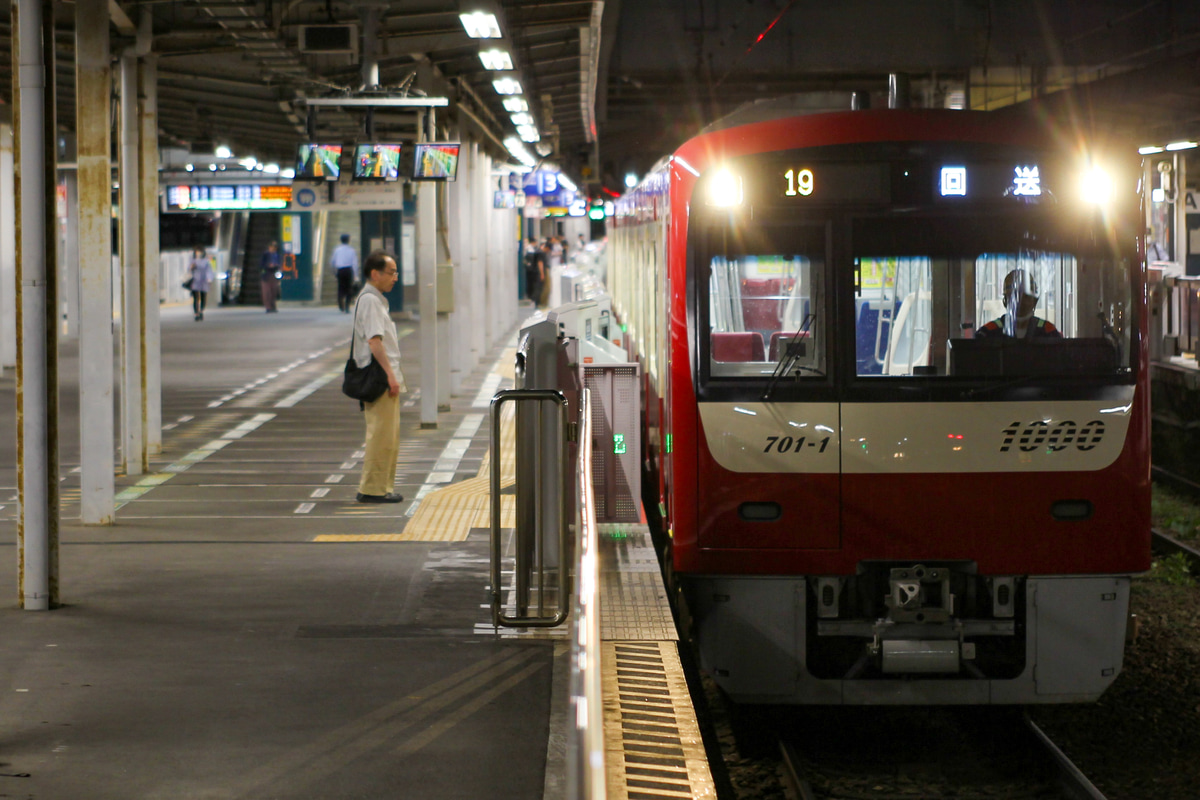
[356,492,404,503]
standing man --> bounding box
[353,251,406,503]
[260,241,282,313]
[332,233,359,312]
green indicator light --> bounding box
[666,434,672,454]
[614,433,626,455]
[620,323,627,332]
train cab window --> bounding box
[853,216,1134,380]
[707,252,826,379]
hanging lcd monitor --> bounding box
[295,143,343,181]
[353,143,402,181]
[412,142,461,181]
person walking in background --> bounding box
[260,241,282,313]
[332,233,359,313]
[188,247,215,321]
[353,251,406,503]
[524,238,544,305]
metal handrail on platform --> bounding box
[489,388,570,628]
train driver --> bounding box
[975,269,1061,339]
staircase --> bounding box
[238,213,281,306]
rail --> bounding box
[489,388,570,628]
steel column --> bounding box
[118,54,143,475]
[469,142,486,361]
[60,165,79,339]
[0,122,14,371]
[417,108,439,428]
[437,171,452,407]
[75,0,114,524]
[139,55,161,456]
[13,0,59,609]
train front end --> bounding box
[667,111,1150,704]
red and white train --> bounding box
[609,105,1149,704]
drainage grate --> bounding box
[603,641,716,799]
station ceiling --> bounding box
[0,0,1197,196]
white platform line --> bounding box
[274,368,342,408]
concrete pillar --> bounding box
[75,0,115,524]
[445,148,463,396]
[416,109,439,428]
[468,142,486,360]
[0,121,15,370]
[118,54,144,475]
[14,0,60,609]
[436,176,451,410]
[139,55,161,456]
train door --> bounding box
[694,220,840,550]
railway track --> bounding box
[776,708,1106,800]
[1152,465,1200,570]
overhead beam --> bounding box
[108,0,136,35]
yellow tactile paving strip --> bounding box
[495,346,517,382]
[602,641,717,800]
[397,402,516,542]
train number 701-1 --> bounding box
[763,435,831,454]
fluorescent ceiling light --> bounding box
[503,136,537,167]
[460,11,501,38]
[558,173,577,192]
[510,112,534,126]
[214,145,232,159]
[493,77,522,95]
[263,163,280,174]
[1166,140,1198,151]
[1139,145,1164,155]
[282,168,296,179]
[517,125,540,142]
[502,97,528,113]
[479,49,513,70]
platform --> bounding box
[0,303,712,799]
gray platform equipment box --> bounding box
[514,316,582,581]
[545,298,640,524]
[584,364,641,522]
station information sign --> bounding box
[165,184,292,211]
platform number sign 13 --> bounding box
[784,168,815,197]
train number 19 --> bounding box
[784,168,814,197]
[764,435,830,453]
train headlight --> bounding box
[1080,165,1113,205]
[706,169,744,207]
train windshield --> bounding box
[705,224,828,379]
[852,214,1133,380]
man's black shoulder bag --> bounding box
[343,297,390,405]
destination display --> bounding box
[164,184,292,212]
[769,160,1054,204]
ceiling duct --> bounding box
[299,25,358,55]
